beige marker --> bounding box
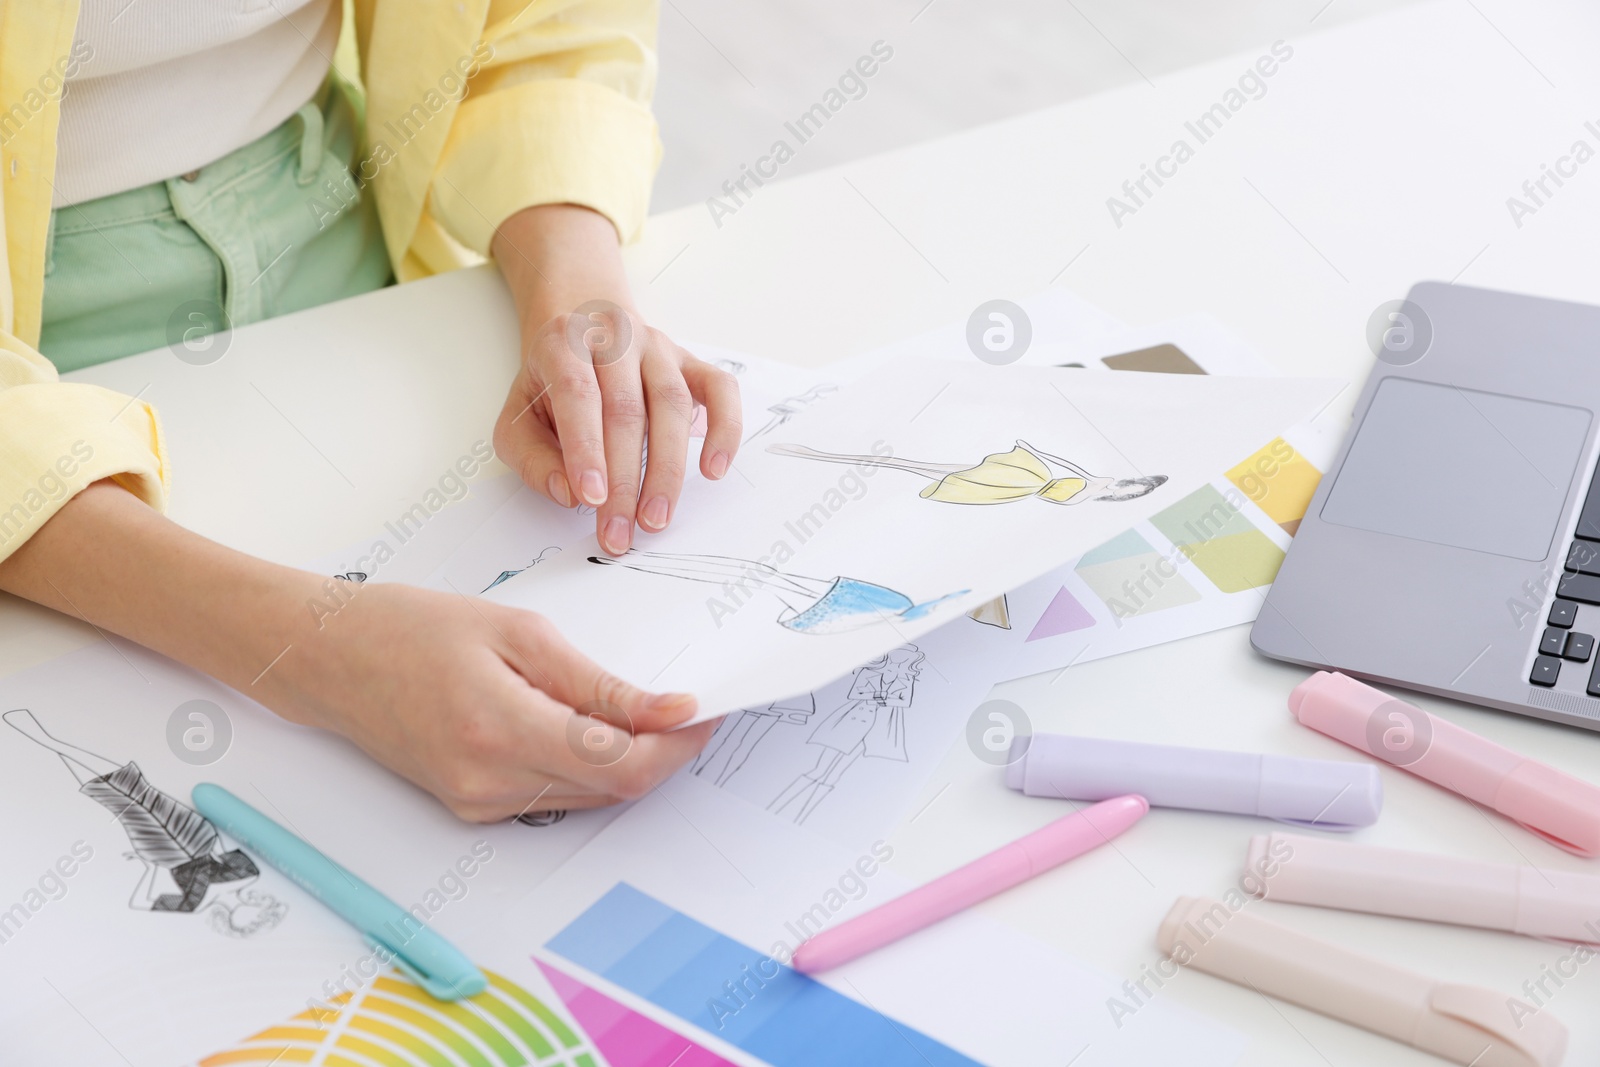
[1158,896,1567,1067]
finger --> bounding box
[513,682,713,801]
[637,346,696,533]
[489,610,716,797]
[532,322,608,512]
[493,368,575,507]
[592,333,650,556]
[503,611,700,731]
[682,356,743,479]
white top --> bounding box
[54,0,339,207]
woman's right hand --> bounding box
[0,482,714,822]
[273,581,716,821]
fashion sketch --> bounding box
[692,692,817,787]
[745,384,839,443]
[4,710,287,937]
[768,646,924,824]
[484,545,562,593]
[767,440,1167,506]
[586,551,968,634]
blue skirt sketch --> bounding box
[587,551,968,634]
[4,709,287,938]
[768,645,924,825]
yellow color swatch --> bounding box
[1226,437,1322,535]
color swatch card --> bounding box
[955,420,1339,681]
[472,361,1341,721]
[458,773,1246,1067]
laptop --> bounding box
[1253,282,1600,731]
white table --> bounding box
[14,1,1600,1062]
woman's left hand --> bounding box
[491,205,743,555]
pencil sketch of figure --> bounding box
[483,545,562,593]
[692,692,817,786]
[767,440,1167,506]
[3,710,287,938]
[744,384,839,443]
[768,646,924,824]
[587,551,968,634]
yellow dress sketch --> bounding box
[767,440,1166,505]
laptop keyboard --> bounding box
[1536,532,1600,690]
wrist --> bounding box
[492,204,636,328]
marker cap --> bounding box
[1290,671,1600,857]
[1005,733,1380,830]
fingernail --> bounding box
[640,495,669,531]
[707,450,730,479]
[579,469,608,506]
[548,471,572,508]
[603,515,631,554]
[649,692,695,714]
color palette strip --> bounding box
[539,960,738,1067]
[198,968,597,1067]
[546,882,981,1067]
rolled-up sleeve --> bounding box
[428,0,662,253]
[0,339,168,562]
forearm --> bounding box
[0,482,322,700]
[492,204,635,328]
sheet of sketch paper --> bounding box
[480,358,1341,721]
[683,620,994,852]
[0,639,618,1066]
[459,772,1245,1067]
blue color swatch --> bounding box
[546,883,980,1067]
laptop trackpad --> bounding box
[1320,377,1591,561]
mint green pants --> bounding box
[40,78,392,371]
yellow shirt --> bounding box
[0,0,661,560]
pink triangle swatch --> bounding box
[537,960,738,1067]
[1025,586,1096,642]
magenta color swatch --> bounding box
[537,959,739,1067]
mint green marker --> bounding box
[192,783,486,1001]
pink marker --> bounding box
[791,794,1149,974]
[1290,671,1600,856]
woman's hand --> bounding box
[491,205,742,556]
[0,483,714,822]
[280,582,716,821]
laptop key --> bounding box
[1569,541,1600,575]
[1532,655,1562,687]
[1550,599,1580,628]
[1558,573,1600,605]
[1566,633,1595,662]
[1541,628,1568,656]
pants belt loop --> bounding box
[295,101,324,185]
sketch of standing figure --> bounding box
[767,440,1167,506]
[3,710,287,938]
[768,646,924,824]
[692,692,817,786]
[588,551,968,634]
